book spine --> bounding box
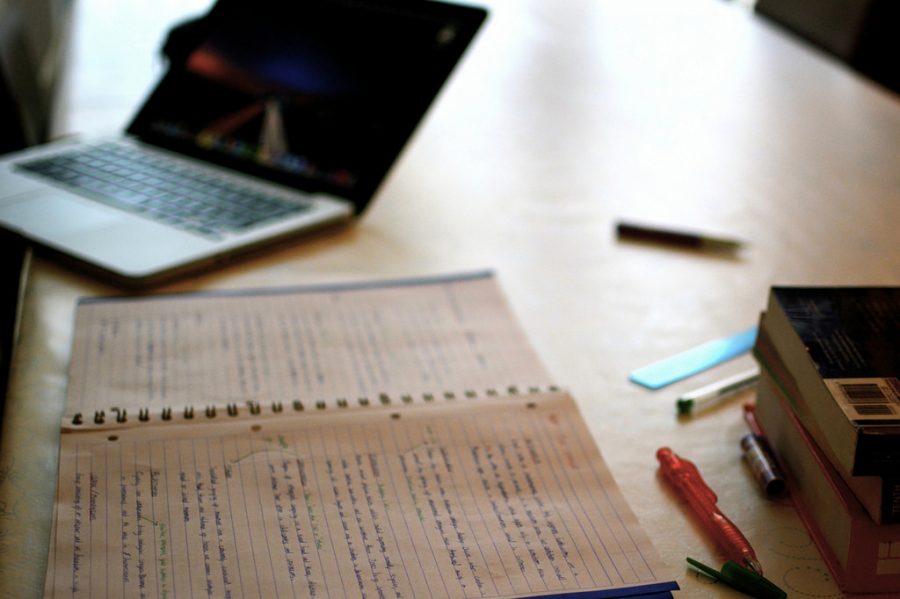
[755,373,900,593]
[757,338,900,523]
[883,479,900,524]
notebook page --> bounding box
[64,273,552,419]
[45,392,675,598]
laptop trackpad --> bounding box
[0,190,212,274]
[0,189,121,237]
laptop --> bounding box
[0,0,486,287]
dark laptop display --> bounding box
[0,0,486,286]
[128,0,487,212]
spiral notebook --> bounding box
[45,271,678,598]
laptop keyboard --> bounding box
[17,142,312,238]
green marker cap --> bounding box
[687,557,786,599]
[676,398,694,415]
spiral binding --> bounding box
[69,385,559,427]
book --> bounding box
[761,287,900,475]
[755,324,900,524]
[754,372,900,595]
[44,271,679,598]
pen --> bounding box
[741,433,786,497]
[741,404,787,497]
[676,368,759,416]
[656,447,763,574]
[616,221,744,253]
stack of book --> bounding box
[752,287,900,595]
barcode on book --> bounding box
[828,378,900,422]
[854,404,894,416]
[841,383,890,403]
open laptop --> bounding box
[0,0,486,287]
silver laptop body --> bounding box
[0,0,486,286]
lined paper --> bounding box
[65,273,551,417]
[47,392,673,598]
[48,273,677,597]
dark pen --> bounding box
[616,221,744,253]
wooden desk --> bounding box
[2,0,899,596]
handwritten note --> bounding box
[47,273,677,597]
[46,392,675,598]
[65,273,551,417]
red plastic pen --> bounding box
[656,447,763,575]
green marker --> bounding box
[687,557,786,599]
[676,368,759,416]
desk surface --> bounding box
[2,0,899,597]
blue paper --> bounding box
[629,326,758,390]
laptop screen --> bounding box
[127,0,486,212]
